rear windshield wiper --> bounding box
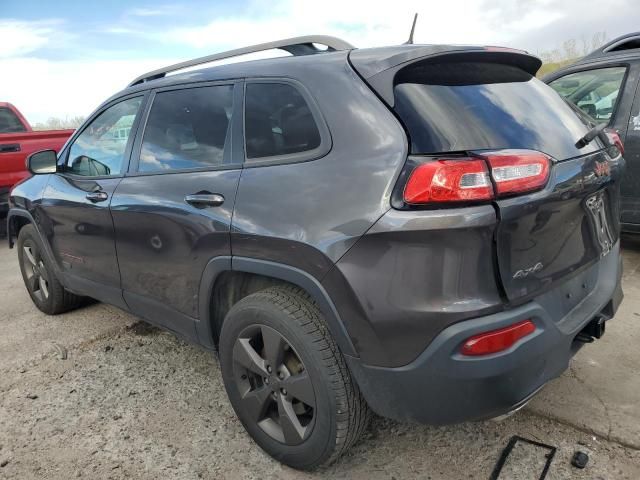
[575,123,607,149]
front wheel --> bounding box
[219,286,370,470]
[17,224,84,315]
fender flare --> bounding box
[7,208,64,279]
[196,256,358,357]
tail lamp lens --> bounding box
[403,150,550,205]
[483,150,550,197]
[403,159,493,204]
[461,320,536,356]
[604,129,624,155]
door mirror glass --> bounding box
[27,149,57,174]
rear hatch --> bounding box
[351,48,623,303]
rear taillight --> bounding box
[604,129,624,155]
[404,159,492,204]
[461,319,536,356]
[481,150,550,197]
[402,150,550,205]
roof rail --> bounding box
[581,32,640,61]
[128,35,355,87]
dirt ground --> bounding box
[1,240,639,479]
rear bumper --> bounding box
[346,240,623,425]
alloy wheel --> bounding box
[22,241,50,302]
[232,324,316,445]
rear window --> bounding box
[0,107,27,133]
[393,62,598,160]
[245,83,321,160]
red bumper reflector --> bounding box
[461,320,536,356]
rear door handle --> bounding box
[86,191,108,202]
[185,193,225,208]
[0,143,21,153]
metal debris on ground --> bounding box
[571,451,589,469]
[490,436,557,480]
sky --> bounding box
[1,0,639,124]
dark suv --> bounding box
[544,32,640,231]
[7,36,624,469]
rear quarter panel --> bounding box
[231,53,408,275]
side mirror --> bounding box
[27,149,58,174]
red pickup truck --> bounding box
[0,103,74,231]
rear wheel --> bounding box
[17,224,83,315]
[219,285,369,470]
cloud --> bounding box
[0,57,179,123]
[3,0,640,124]
[127,6,179,17]
[0,19,63,58]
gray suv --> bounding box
[7,36,624,469]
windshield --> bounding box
[393,62,602,160]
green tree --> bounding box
[536,32,608,77]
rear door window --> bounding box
[139,85,233,172]
[244,83,321,160]
[393,62,598,160]
[0,107,27,133]
[548,66,627,122]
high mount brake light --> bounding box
[403,150,550,205]
[461,319,536,356]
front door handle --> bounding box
[185,193,225,208]
[86,191,108,202]
[0,143,21,153]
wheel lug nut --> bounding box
[264,377,269,384]
[280,388,287,395]
[266,365,272,373]
[278,372,284,379]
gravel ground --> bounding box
[2,323,639,479]
[1,244,640,479]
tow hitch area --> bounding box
[575,314,608,343]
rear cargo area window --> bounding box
[244,83,321,160]
[393,62,595,160]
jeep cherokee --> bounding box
[7,36,624,469]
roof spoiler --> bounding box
[350,47,542,106]
[128,35,355,87]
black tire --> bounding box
[17,224,84,315]
[219,285,370,470]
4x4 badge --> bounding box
[513,262,543,279]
